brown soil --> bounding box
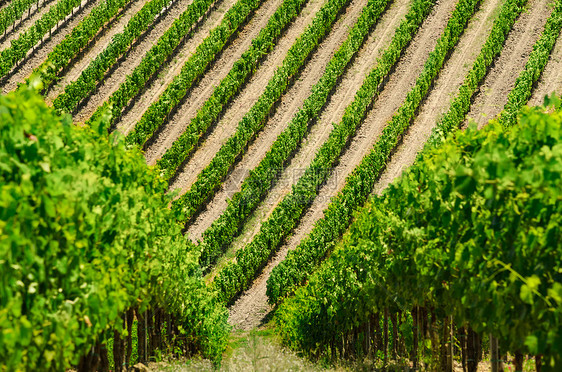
[373,0,501,194]
[529,27,562,105]
[1,0,102,94]
[186,0,383,242]
[72,0,210,123]
[45,0,148,101]
[465,0,553,128]
[4,0,558,342]
[142,0,287,164]
[164,0,326,194]
[204,0,411,283]
[114,0,267,137]
[226,0,457,330]
[227,0,558,335]
[0,0,57,51]
[204,0,411,258]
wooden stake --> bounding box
[514,351,524,372]
[383,308,389,366]
[412,307,419,369]
[125,309,134,367]
[449,316,454,372]
[490,334,499,372]
[391,311,398,359]
[466,327,478,372]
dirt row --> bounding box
[164,0,327,194]
[45,0,148,100]
[0,0,58,51]
[375,0,553,195]
[205,0,413,256]
[529,23,562,105]
[465,0,553,128]
[227,0,460,330]
[226,0,558,331]
[142,0,290,166]
[72,0,209,123]
[114,0,252,137]
[185,0,378,242]
[1,0,102,94]
[373,0,501,194]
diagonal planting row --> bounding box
[366,0,503,197]
[211,0,453,302]
[0,0,38,35]
[85,0,226,127]
[51,0,179,113]
[498,0,562,128]
[125,0,290,152]
[124,0,271,146]
[462,0,553,129]
[168,0,356,225]
[266,0,529,304]
[29,0,135,91]
[273,102,562,364]
[146,0,313,173]
[424,0,531,152]
[0,0,90,78]
[197,0,394,269]
[528,23,562,106]
[216,0,483,304]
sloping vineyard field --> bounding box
[1,0,561,367]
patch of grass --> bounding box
[151,326,338,371]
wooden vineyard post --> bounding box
[374,312,382,351]
[397,311,404,356]
[167,313,172,354]
[99,342,110,372]
[125,309,134,367]
[412,307,418,369]
[514,351,524,372]
[367,317,371,357]
[448,316,454,372]
[137,309,147,363]
[391,311,398,359]
[383,307,389,366]
[439,316,453,372]
[147,309,154,359]
[460,326,467,372]
[422,307,429,364]
[490,334,499,372]
[466,327,479,372]
[113,327,124,372]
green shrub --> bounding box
[0,85,228,370]
[276,98,562,369]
